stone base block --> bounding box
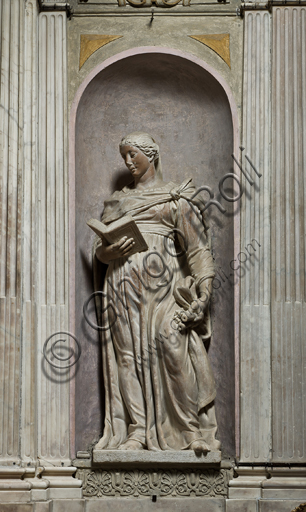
[93,450,221,467]
[226,498,258,511]
[31,490,49,502]
[0,491,31,503]
[42,467,82,500]
[51,499,85,512]
[229,488,261,499]
[0,505,33,512]
[85,497,225,512]
[262,489,306,500]
[48,488,82,499]
[33,503,50,512]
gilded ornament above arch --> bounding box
[79,35,123,69]
[189,34,231,68]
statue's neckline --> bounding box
[122,180,175,195]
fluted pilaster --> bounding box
[271,6,306,462]
[240,11,272,462]
[37,11,70,464]
[0,0,24,464]
[20,0,39,464]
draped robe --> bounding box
[94,178,220,451]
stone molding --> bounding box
[0,467,82,502]
[229,466,268,498]
[229,466,306,500]
[0,468,32,491]
[76,468,230,498]
[38,1,73,16]
[63,0,240,15]
[240,0,306,14]
[263,468,306,500]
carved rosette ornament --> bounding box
[118,0,191,7]
[76,469,230,498]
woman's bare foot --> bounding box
[209,438,221,451]
[190,440,210,455]
[118,439,144,450]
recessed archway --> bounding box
[69,47,239,458]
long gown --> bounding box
[94,178,219,451]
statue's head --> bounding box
[119,132,162,179]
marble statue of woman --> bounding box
[93,132,220,454]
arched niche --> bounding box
[70,48,239,458]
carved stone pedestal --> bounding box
[74,451,230,507]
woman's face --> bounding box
[120,145,152,179]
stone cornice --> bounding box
[240,0,306,14]
[38,1,74,16]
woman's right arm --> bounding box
[96,236,135,264]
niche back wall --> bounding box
[74,52,235,457]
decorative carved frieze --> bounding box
[76,468,230,498]
[117,0,190,6]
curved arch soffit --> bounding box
[70,46,239,138]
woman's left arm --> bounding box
[173,198,215,329]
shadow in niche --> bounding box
[80,248,93,292]
[110,168,133,194]
[74,51,236,457]
[79,248,108,347]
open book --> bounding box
[87,214,148,256]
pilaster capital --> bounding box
[38,1,73,15]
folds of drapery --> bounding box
[92,180,219,451]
